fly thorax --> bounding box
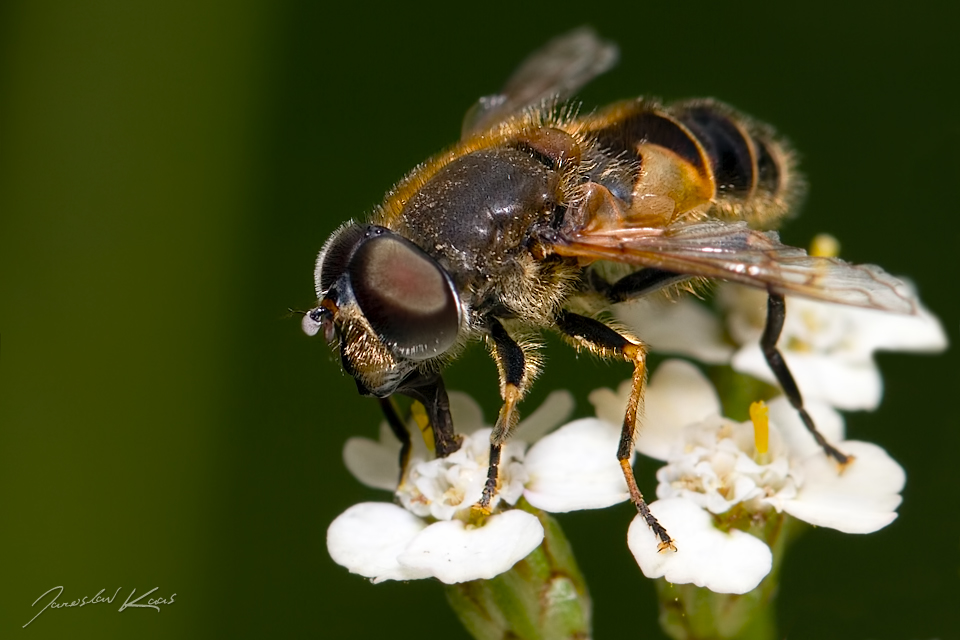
[398,147,561,291]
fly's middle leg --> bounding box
[554,310,675,552]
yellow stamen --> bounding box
[749,400,769,456]
[410,401,435,455]
[810,233,841,258]
[468,503,492,525]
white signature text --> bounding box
[23,586,176,628]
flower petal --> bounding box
[781,441,905,533]
[326,502,431,583]
[343,435,402,491]
[733,346,883,411]
[523,418,628,512]
[588,359,721,463]
[616,297,734,364]
[449,391,487,434]
[588,381,631,428]
[396,510,544,584]
[850,294,948,353]
[767,396,846,460]
[628,498,772,594]
[514,389,575,443]
[639,360,723,460]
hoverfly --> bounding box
[303,28,915,551]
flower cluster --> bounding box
[616,279,946,411]
[605,271,944,593]
[596,360,907,593]
[327,390,633,584]
[327,242,946,595]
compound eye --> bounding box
[348,235,460,360]
[316,222,366,295]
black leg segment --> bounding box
[761,292,849,464]
[490,319,526,389]
[606,268,689,303]
[479,318,528,511]
[394,371,462,458]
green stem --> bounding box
[446,502,591,640]
[654,513,806,640]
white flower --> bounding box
[593,359,906,594]
[614,277,947,412]
[720,283,948,410]
[523,416,632,512]
[589,357,721,461]
[327,390,633,584]
[327,502,545,584]
[628,498,772,595]
[654,397,905,534]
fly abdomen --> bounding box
[581,98,803,228]
[674,103,756,196]
[669,99,803,227]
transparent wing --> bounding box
[461,27,618,138]
[551,220,917,313]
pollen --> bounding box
[410,401,436,455]
[749,400,769,456]
[809,233,841,258]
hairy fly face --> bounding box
[302,223,462,397]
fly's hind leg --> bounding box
[555,310,675,552]
[762,292,850,465]
[601,267,688,303]
[476,318,536,513]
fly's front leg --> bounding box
[394,371,462,458]
[476,318,534,513]
[555,311,675,552]
[762,293,850,465]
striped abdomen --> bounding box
[578,98,804,228]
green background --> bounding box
[2,1,957,638]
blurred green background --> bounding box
[1,1,957,638]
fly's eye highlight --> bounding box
[348,234,460,360]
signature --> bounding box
[23,586,176,628]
